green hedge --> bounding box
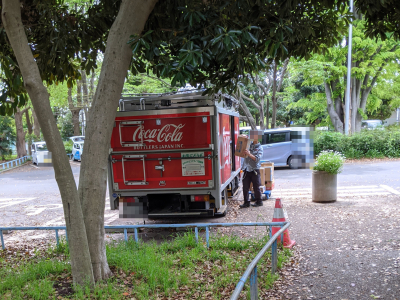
[314,125,400,159]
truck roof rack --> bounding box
[119,89,238,112]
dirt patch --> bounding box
[53,274,74,298]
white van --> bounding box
[239,127,314,169]
[72,140,84,161]
[31,142,52,166]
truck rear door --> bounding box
[110,110,214,191]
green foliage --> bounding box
[0,233,292,299]
[0,0,120,114]
[293,20,400,131]
[313,150,345,174]
[0,116,15,159]
[25,133,40,146]
[356,0,400,40]
[123,72,176,94]
[314,127,400,159]
[129,1,351,92]
[64,140,73,154]
[57,111,75,141]
[286,70,327,125]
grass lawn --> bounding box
[0,232,292,299]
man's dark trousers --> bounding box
[242,170,262,204]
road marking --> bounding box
[0,198,36,208]
[272,184,399,199]
[25,204,63,216]
[380,185,400,195]
[105,214,119,224]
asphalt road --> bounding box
[1,159,400,229]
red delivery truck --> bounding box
[108,90,241,218]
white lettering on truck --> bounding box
[132,124,185,143]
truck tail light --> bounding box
[190,195,210,202]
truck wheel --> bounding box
[215,210,227,217]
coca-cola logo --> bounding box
[222,127,231,166]
[132,124,185,143]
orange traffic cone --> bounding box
[271,198,296,248]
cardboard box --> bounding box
[261,162,274,168]
[264,166,274,181]
[260,167,265,184]
[235,135,250,158]
[250,182,265,193]
[265,180,275,190]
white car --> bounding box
[70,136,85,143]
[72,141,84,161]
[31,142,52,166]
[361,120,384,130]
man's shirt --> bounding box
[242,142,263,172]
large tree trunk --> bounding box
[32,109,40,138]
[78,0,158,281]
[259,97,265,130]
[72,109,81,136]
[324,81,344,133]
[69,87,81,136]
[2,0,94,286]
[15,107,28,158]
[25,108,33,155]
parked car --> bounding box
[72,140,84,161]
[361,120,384,130]
[31,142,52,166]
[239,127,313,169]
[69,136,85,142]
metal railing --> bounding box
[230,222,291,300]
[0,221,290,300]
[0,155,30,171]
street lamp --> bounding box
[344,0,354,135]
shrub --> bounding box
[313,150,345,174]
[314,127,400,159]
[63,140,73,154]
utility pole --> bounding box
[344,0,354,135]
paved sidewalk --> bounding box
[227,193,400,300]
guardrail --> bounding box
[0,155,30,172]
[0,221,290,299]
[230,222,291,300]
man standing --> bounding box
[240,130,264,208]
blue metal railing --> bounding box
[0,221,290,300]
[230,223,291,300]
[0,155,30,172]
[0,222,286,249]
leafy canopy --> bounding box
[129,0,351,93]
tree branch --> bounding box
[238,88,260,110]
[276,58,289,92]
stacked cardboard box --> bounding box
[261,162,274,190]
[249,162,275,192]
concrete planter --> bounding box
[312,170,337,202]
